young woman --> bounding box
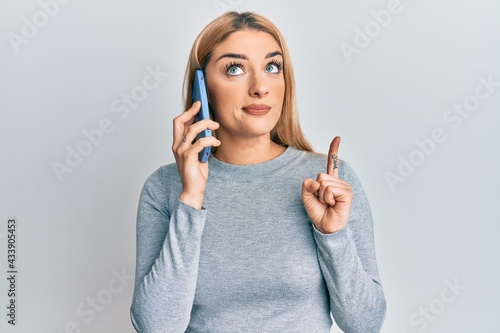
[131,11,386,333]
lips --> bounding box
[242,104,271,116]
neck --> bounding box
[214,133,286,165]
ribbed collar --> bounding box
[207,146,306,181]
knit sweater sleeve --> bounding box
[130,166,206,333]
[312,160,386,332]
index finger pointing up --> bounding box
[327,136,341,177]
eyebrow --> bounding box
[215,51,283,63]
[266,51,283,58]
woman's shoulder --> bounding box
[145,162,179,181]
[141,162,181,194]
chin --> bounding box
[243,125,277,138]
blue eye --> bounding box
[228,66,243,75]
[224,62,244,76]
[265,60,283,73]
[265,64,279,73]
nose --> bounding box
[248,72,269,97]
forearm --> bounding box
[131,201,206,333]
[314,226,386,333]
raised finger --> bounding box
[327,136,341,177]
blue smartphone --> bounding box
[191,69,212,162]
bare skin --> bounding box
[301,136,353,233]
[172,30,353,234]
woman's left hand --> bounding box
[301,136,353,234]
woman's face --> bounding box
[204,29,285,141]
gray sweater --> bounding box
[130,146,386,333]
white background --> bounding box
[1,0,499,332]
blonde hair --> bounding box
[183,11,313,152]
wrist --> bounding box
[179,192,204,210]
[314,222,346,235]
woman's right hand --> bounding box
[172,101,221,209]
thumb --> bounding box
[302,178,320,200]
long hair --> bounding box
[182,11,313,152]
